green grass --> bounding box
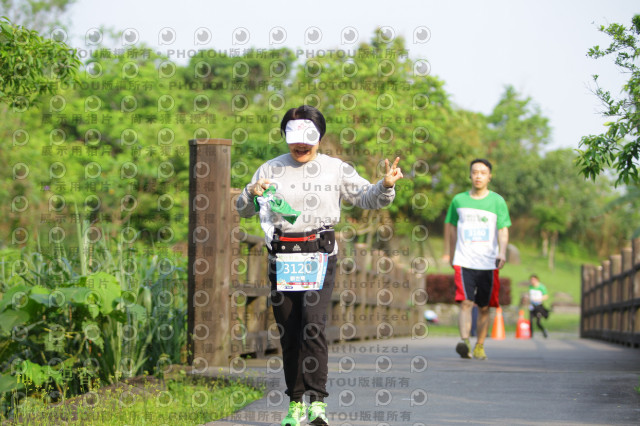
[544,312,581,333]
[425,312,580,337]
[4,375,263,425]
[499,245,597,307]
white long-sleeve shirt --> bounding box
[236,153,395,236]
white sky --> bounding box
[62,0,640,151]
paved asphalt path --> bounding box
[210,334,640,425]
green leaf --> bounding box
[127,303,149,326]
[0,284,30,312]
[0,309,31,335]
[82,320,104,350]
[86,272,121,315]
[30,285,50,295]
[137,286,152,315]
[29,292,54,307]
[57,287,93,304]
[0,373,25,394]
[17,360,48,387]
[87,304,99,319]
[109,304,128,323]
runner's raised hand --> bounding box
[383,157,404,188]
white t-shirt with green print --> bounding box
[445,191,511,270]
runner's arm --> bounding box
[236,165,269,218]
[497,227,509,269]
[446,223,457,267]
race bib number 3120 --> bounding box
[275,253,328,291]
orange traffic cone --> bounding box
[516,309,531,339]
[491,306,505,340]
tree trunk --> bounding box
[548,230,558,270]
[541,230,549,257]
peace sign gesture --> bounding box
[383,157,404,188]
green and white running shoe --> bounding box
[281,401,306,426]
[308,401,329,425]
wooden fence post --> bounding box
[611,254,622,334]
[634,238,640,337]
[187,139,232,367]
[621,248,632,336]
[580,264,589,338]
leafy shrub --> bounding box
[0,214,187,420]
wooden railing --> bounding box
[581,238,640,347]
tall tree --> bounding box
[0,16,79,105]
[534,149,637,259]
[577,14,640,186]
[483,86,550,217]
[533,150,578,268]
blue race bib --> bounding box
[463,227,489,242]
[275,252,328,291]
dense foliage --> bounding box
[2,30,637,257]
[0,16,80,104]
[577,14,640,186]
[0,215,188,419]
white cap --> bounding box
[285,119,320,145]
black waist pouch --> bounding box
[270,227,335,254]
